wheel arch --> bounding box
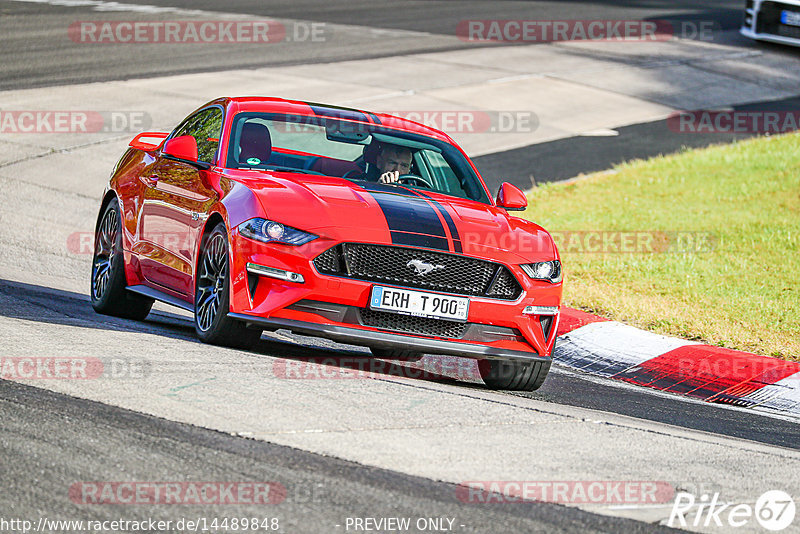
[203,212,227,237]
[191,210,261,349]
[194,211,228,295]
[95,190,119,232]
[94,189,144,288]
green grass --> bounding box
[523,132,800,361]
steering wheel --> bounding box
[341,169,364,180]
[398,174,433,188]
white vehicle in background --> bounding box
[742,0,800,46]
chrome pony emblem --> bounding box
[407,259,445,276]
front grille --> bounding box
[777,23,800,38]
[286,300,529,345]
[360,308,467,339]
[757,1,800,35]
[313,243,522,300]
[486,268,521,298]
[314,246,341,272]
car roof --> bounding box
[211,96,455,143]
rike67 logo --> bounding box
[668,490,796,531]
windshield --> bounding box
[226,112,490,204]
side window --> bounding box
[172,107,223,164]
[413,151,435,186]
[421,151,468,199]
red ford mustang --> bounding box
[91,97,562,390]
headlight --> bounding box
[521,260,562,283]
[237,218,317,246]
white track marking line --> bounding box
[9,0,437,37]
[9,0,211,15]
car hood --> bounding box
[224,170,556,263]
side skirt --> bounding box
[127,284,194,312]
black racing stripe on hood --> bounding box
[413,191,463,253]
[390,231,449,251]
[358,183,449,251]
[358,181,420,198]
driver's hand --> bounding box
[379,171,400,184]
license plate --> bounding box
[781,10,800,27]
[370,286,469,322]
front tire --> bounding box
[90,198,153,320]
[194,223,262,350]
[479,359,551,391]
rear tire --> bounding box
[479,359,551,391]
[90,198,153,320]
[194,223,262,350]
[369,347,424,362]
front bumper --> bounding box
[741,0,800,47]
[229,232,562,360]
[741,26,800,45]
[229,312,551,362]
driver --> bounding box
[365,143,413,184]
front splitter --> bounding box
[228,312,549,362]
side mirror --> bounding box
[496,182,528,211]
[162,135,210,170]
[129,132,169,151]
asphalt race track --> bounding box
[3,278,800,447]
[1,1,799,532]
[1,0,746,90]
[1,379,675,534]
